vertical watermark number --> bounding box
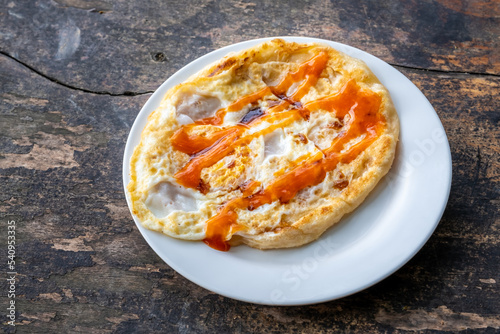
[6,220,16,327]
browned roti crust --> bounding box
[127,39,399,250]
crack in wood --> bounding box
[1,50,497,103]
[0,50,154,97]
[391,63,500,77]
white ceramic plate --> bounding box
[123,37,452,305]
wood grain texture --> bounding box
[0,0,498,333]
[0,0,498,94]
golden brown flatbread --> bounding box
[127,39,399,251]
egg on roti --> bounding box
[127,39,399,251]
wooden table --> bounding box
[1,0,498,332]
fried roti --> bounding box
[127,39,399,251]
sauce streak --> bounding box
[196,87,271,126]
[169,51,386,251]
[239,180,261,197]
[274,52,329,100]
[240,107,264,124]
[170,126,239,155]
[203,81,383,250]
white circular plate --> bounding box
[123,37,452,305]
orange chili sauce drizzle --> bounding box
[203,81,384,250]
[173,103,294,189]
[170,126,240,155]
[169,51,385,251]
[172,52,329,189]
[196,87,271,126]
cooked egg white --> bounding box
[127,39,399,249]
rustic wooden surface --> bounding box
[1,0,499,332]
